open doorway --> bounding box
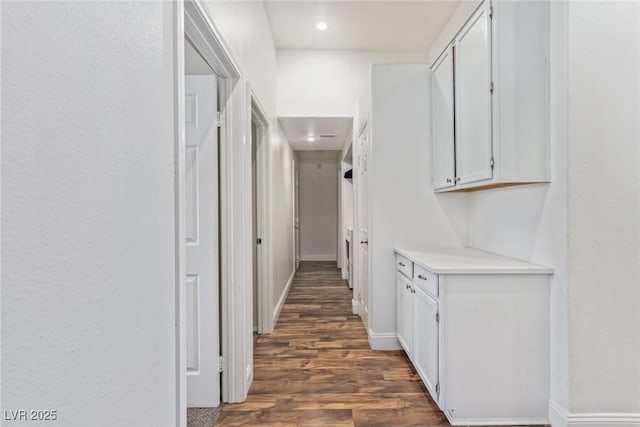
[176,2,251,426]
[250,93,270,336]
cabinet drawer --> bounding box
[396,254,413,278]
[414,264,438,298]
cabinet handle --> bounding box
[411,288,416,294]
[418,274,427,281]
[398,262,405,267]
[405,284,410,290]
[446,178,452,183]
[455,177,461,183]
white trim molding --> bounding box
[449,417,548,426]
[300,254,338,261]
[272,270,295,327]
[181,0,248,408]
[172,2,187,426]
[549,401,640,427]
[248,86,272,336]
[367,329,402,350]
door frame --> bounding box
[293,162,300,270]
[248,87,272,335]
[174,1,249,426]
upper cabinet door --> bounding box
[454,3,493,186]
[431,46,455,190]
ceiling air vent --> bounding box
[319,134,336,139]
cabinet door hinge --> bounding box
[490,81,494,94]
[216,111,222,128]
[218,356,224,373]
[490,157,495,170]
[436,383,440,394]
[436,312,440,323]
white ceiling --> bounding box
[296,150,343,161]
[279,117,353,151]
[263,1,461,51]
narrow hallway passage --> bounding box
[216,261,448,426]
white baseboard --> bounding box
[549,401,640,427]
[272,270,295,326]
[367,329,402,350]
[549,401,569,427]
[449,417,548,426]
[300,254,337,261]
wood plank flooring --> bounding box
[216,261,450,426]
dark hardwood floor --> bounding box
[216,261,449,426]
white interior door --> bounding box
[358,125,369,327]
[185,75,220,408]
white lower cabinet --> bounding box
[396,272,413,355]
[395,248,552,426]
[412,285,439,401]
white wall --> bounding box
[269,133,295,313]
[367,64,466,346]
[298,154,339,261]
[1,2,177,425]
[566,0,639,415]
[277,49,429,117]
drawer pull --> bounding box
[405,284,411,290]
[398,262,406,267]
[418,274,427,281]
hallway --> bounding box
[216,261,448,426]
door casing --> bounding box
[249,88,272,336]
[174,1,250,426]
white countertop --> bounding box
[394,247,553,275]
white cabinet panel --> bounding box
[454,4,493,186]
[414,264,438,298]
[396,254,413,279]
[432,46,456,190]
[413,286,439,403]
[396,273,413,356]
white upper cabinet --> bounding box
[431,0,550,192]
[454,6,493,186]
[431,46,455,190]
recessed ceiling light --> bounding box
[307,136,316,142]
[315,21,328,31]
